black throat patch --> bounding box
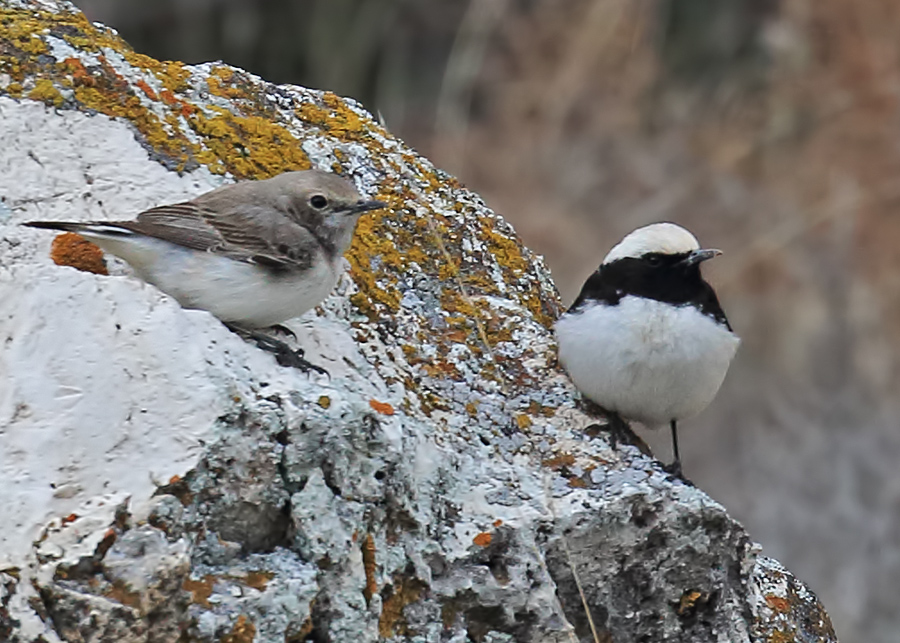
[568,252,732,329]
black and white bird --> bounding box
[25,170,385,370]
[555,222,739,476]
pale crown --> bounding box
[602,222,700,264]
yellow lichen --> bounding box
[188,109,311,179]
[767,630,795,643]
[26,78,62,106]
[0,2,562,418]
[206,66,250,101]
[296,91,372,142]
[479,217,529,275]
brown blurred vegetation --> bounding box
[75,1,900,640]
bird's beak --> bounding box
[680,248,722,267]
[348,199,387,214]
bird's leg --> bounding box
[662,420,692,484]
[224,323,328,376]
[670,420,681,471]
[604,411,632,450]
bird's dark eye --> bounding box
[645,254,663,266]
[310,194,328,209]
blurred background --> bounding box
[75,1,900,640]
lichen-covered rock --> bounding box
[0,1,838,641]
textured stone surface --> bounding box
[0,1,837,641]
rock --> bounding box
[0,1,837,641]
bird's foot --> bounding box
[661,460,694,486]
[225,323,328,376]
[585,410,652,457]
[266,324,297,341]
[271,345,329,375]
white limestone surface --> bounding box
[0,96,298,566]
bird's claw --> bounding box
[272,345,329,376]
[225,323,329,376]
[585,409,653,458]
[267,324,297,341]
[662,460,694,486]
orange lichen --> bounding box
[677,590,704,615]
[369,399,395,416]
[49,233,108,275]
[362,533,377,604]
[105,580,142,609]
[134,78,157,100]
[472,532,492,547]
[61,513,78,524]
[765,595,792,613]
[183,575,215,608]
[61,57,94,87]
[221,615,256,643]
[492,519,503,527]
[242,571,274,591]
[378,575,428,638]
[289,616,314,642]
[541,453,576,469]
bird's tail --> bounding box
[23,221,134,236]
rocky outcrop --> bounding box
[0,1,837,641]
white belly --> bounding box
[555,295,739,428]
[88,234,340,328]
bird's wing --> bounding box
[132,202,317,270]
[116,203,225,252]
[197,204,318,270]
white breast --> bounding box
[555,295,739,428]
[87,234,341,328]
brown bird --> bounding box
[25,169,385,370]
